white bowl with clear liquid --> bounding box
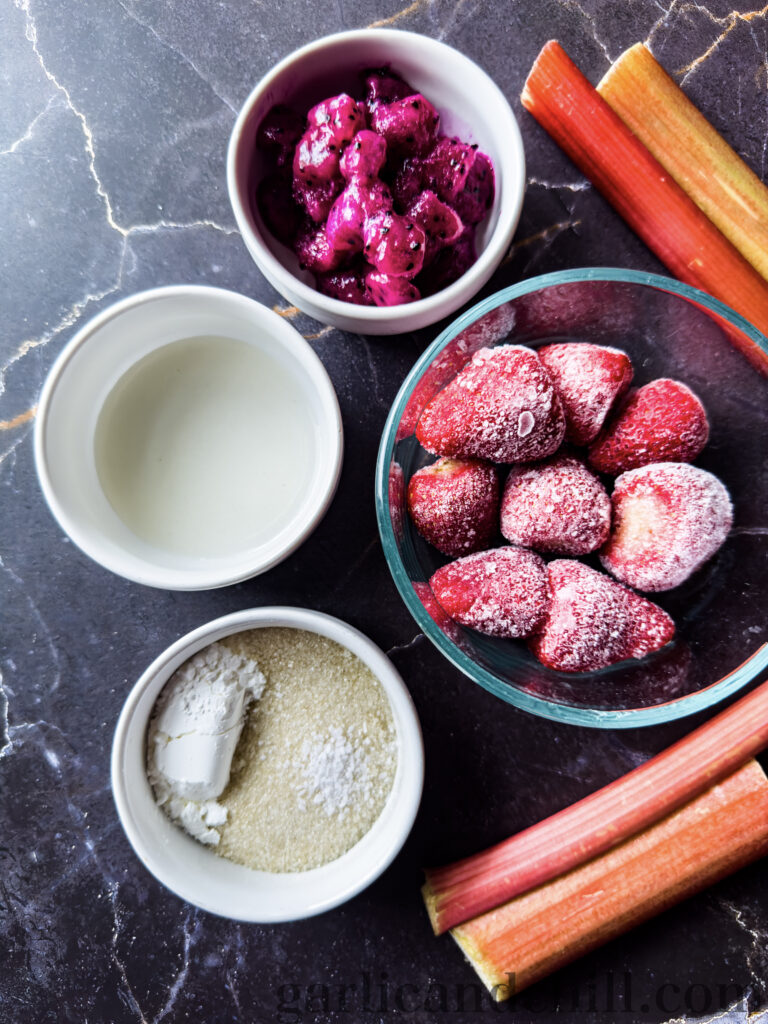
[34,286,343,590]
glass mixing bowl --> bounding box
[375,269,768,728]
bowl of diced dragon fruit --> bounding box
[227,29,525,334]
[376,269,768,727]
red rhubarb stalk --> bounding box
[520,41,768,374]
[424,672,768,934]
[452,760,768,999]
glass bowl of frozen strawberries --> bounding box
[227,29,525,334]
[376,268,768,727]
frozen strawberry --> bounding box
[538,343,633,446]
[600,463,733,592]
[500,454,611,555]
[397,300,517,439]
[412,581,463,645]
[530,561,675,672]
[416,344,566,463]
[407,457,499,557]
[388,460,405,541]
[588,378,709,475]
[430,546,550,639]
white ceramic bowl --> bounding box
[34,286,343,590]
[111,607,424,921]
[227,29,525,335]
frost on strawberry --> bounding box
[369,94,440,157]
[588,378,710,475]
[538,342,634,446]
[430,546,551,639]
[316,267,373,305]
[416,344,566,462]
[366,269,421,306]
[500,454,611,556]
[340,130,387,181]
[363,212,425,278]
[407,457,499,557]
[529,561,675,672]
[600,463,733,592]
[307,93,366,145]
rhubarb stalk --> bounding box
[452,759,768,999]
[598,43,768,281]
[424,671,768,935]
[520,41,768,373]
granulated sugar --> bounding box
[215,628,397,872]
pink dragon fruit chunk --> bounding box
[406,189,463,264]
[307,93,366,145]
[256,104,305,167]
[453,151,495,224]
[340,130,387,181]
[363,68,413,111]
[421,137,477,203]
[369,95,440,158]
[317,267,374,305]
[292,176,343,223]
[391,157,425,208]
[325,186,366,253]
[355,179,395,219]
[293,124,342,188]
[366,269,421,306]
[363,211,426,278]
[295,223,344,274]
[416,226,477,295]
[256,173,301,244]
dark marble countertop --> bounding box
[3,1,768,1022]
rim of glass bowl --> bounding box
[375,267,768,729]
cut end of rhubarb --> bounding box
[449,760,768,999]
[421,879,442,935]
[451,927,516,1001]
